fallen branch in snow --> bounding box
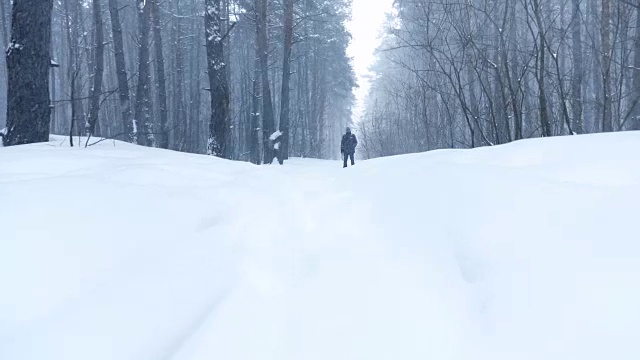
[86,132,126,147]
[86,121,183,148]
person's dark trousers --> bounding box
[343,152,355,168]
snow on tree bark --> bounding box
[135,0,154,147]
[251,55,262,165]
[205,0,230,158]
[279,0,294,161]
[171,0,187,151]
[256,0,275,164]
[85,0,105,141]
[152,0,169,149]
[108,0,135,142]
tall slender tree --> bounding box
[631,5,640,130]
[108,0,135,142]
[86,0,105,140]
[279,0,294,161]
[152,0,169,148]
[571,0,583,134]
[251,56,262,164]
[135,0,154,146]
[171,0,187,150]
[205,0,230,157]
[601,0,613,132]
[256,0,275,163]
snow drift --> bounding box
[1,133,639,360]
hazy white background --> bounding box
[347,0,394,125]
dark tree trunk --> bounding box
[571,0,584,133]
[251,56,262,164]
[108,0,134,141]
[135,0,154,146]
[508,2,523,141]
[64,0,80,146]
[172,0,187,150]
[80,2,92,131]
[49,39,57,134]
[601,0,613,132]
[86,0,105,141]
[256,0,275,163]
[0,0,7,132]
[0,0,8,48]
[279,0,294,161]
[631,6,640,130]
[191,15,202,153]
[151,0,169,149]
[4,0,53,146]
[533,0,551,137]
[152,0,169,148]
[205,0,230,157]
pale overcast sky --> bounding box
[346,0,394,125]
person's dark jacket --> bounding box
[341,132,358,155]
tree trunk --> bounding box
[4,0,53,146]
[152,0,169,148]
[509,2,523,140]
[135,0,154,146]
[0,0,8,48]
[86,0,105,141]
[257,0,275,163]
[571,0,584,133]
[533,0,552,137]
[251,56,262,164]
[172,0,187,150]
[49,39,57,134]
[205,0,230,157]
[63,0,80,146]
[279,0,294,161]
[0,0,7,131]
[108,0,134,142]
[191,13,202,153]
[601,0,613,132]
[631,6,640,130]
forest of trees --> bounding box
[0,0,356,163]
[360,0,640,159]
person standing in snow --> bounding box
[341,127,358,168]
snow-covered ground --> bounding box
[1,133,639,360]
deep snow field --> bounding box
[1,133,639,360]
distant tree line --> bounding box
[0,0,356,164]
[360,0,640,159]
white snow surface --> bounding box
[1,133,640,360]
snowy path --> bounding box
[170,160,466,360]
[2,134,640,360]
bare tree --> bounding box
[601,0,613,132]
[279,0,294,161]
[152,0,169,148]
[205,0,230,157]
[135,0,154,146]
[108,0,135,142]
[171,0,187,150]
[571,0,584,133]
[86,0,105,141]
[256,0,275,163]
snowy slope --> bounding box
[1,133,640,360]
